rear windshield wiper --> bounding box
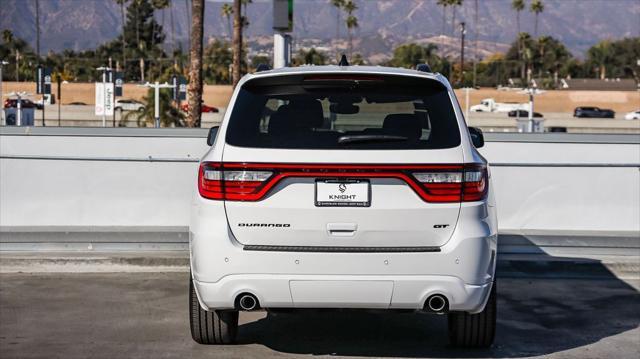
[337,135,408,145]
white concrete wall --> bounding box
[1,130,639,236]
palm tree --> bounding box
[449,0,463,37]
[512,0,525,79]
[530,0,544,37]
[221,3,233,39]
[436,0,449,52]
[115,0,128,74]
[187,0,204,127]
[331,0,345,40]
[343,0,358,59]
[232,0,242,87]
[512,0,524,35]
[240,0,252,30]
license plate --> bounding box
[315,180,370,207]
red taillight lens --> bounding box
[412,164,488,202]
[198,162,487,203]
[461,164,488,202]
[198,162,273,200]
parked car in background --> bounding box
[115,99,145,112]
[623,110,640,120]
[508,110,543,118]
[470,98,528,113]
[3,98,43,110]
[181,102,219,113]
[573,107,615,118]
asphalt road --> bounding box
[1,272,638,359]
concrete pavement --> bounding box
[1,271,639,358]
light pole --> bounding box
[518,86,545,132]
[138,81,174,128]
[1,60,8,125]
[96,66,112,127]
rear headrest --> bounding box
[383,114,422,141]
[287,99,325,128]
[267,105,291,135]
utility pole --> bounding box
[0,60,7,125]
[459,22,466,86]
[139,81,174,128]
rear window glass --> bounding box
[225,74,461,150]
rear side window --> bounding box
[226,74,461,150]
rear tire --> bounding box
[189,276,238,344]
[448,280,497,348]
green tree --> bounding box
[203,39,232,84]
[0,30,36,82]
[387,43,444,71]
[292,48,327,66]
[111,0,167,81]
[530,0,544,37]
[587,40,613,80]
[504,33,573,87]
[605,37,640,79]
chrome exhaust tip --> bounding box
[426,294,448,313]
[237,293,259,311]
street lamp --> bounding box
[138,81,174,128]
[517,85,546,132]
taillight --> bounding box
[198,162,487,203]
[198,162,273,200]
[412,164,488,202]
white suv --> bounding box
[189,64,498,347]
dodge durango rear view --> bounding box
[189,64,498,348]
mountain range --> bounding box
[1,0,639,61]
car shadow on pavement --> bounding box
[235,237,640,358]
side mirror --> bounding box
[468,127,484,148]
[206,126,219,146]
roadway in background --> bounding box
[6,105,640,133]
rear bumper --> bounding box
[190,195,498,313]
[193,274,493,313]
